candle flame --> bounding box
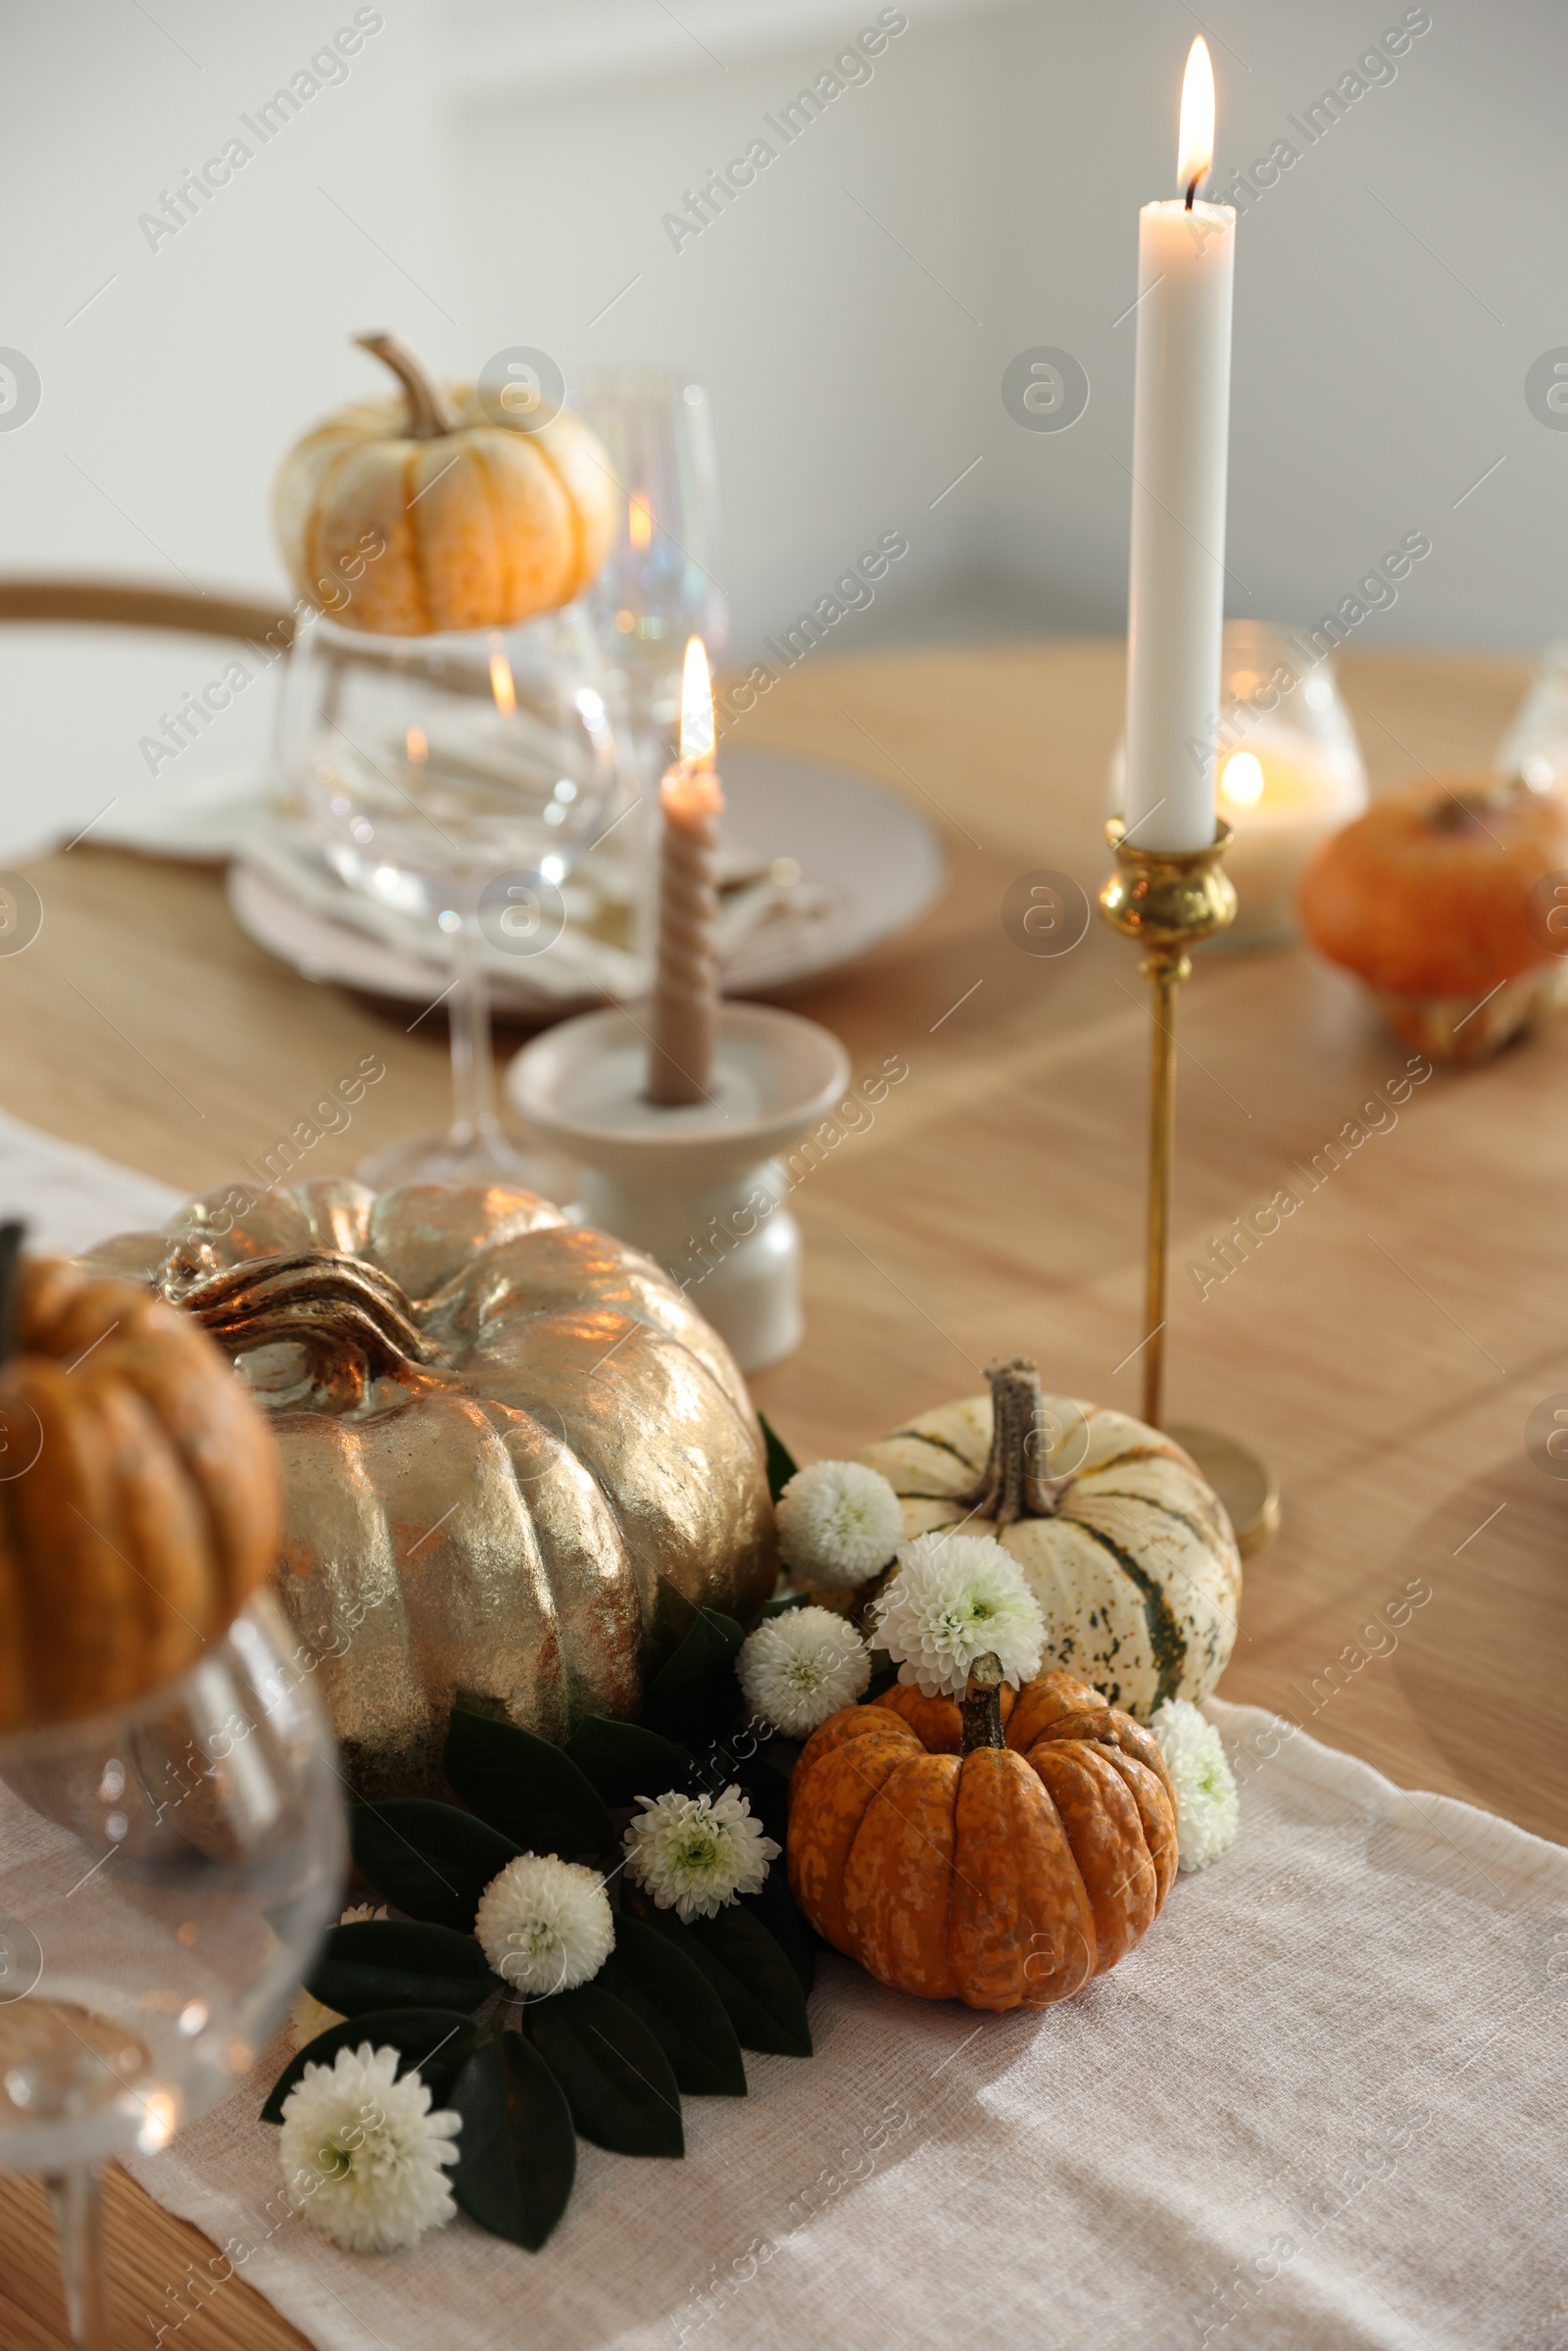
[1220,751,1264,808]
[489,644,516,716]
[628,491,654,550]
[680,635,715,768]
[405,724,427,764]
[1177,36,1215,201]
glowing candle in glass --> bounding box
[1213,623,1368,946]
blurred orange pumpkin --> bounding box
[272,332,616,637]
[0,1253,280,1730]
[1298,773,1568,1059]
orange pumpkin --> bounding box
[1298,774,1568,1057]
[0,1253,281,1730]
[271,333,617,637]
[788,1659,1176,2010]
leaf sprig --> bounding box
[264,1607,816,2251]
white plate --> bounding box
[226,747,946,1014]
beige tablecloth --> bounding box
[1,1115,1564,2351]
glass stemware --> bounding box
[1495,637,1568,793]
[280,602,631,1191]
[0,1592,345,2346]
[577,366,728,788]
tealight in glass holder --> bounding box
[1109,619,1367,949]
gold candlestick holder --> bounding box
[1099,815,1280,1555]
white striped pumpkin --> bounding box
[857,1364,1241,1722]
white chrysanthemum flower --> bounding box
[873,1530,1045,1697]
[473,1854,614,1996]
[1151,1698,1240,1873]
[623,1784,780,1923]
[738,1606,871,1737]
[775,1459,905,1589]
[290,1905,388,2050]
[280,2041,460,2253]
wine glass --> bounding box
[0,1592,345,2346]
[576,366,728,787]
[280,602,632,1191]
[1495,637,1568,792]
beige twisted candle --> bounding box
[646,759,723,1103]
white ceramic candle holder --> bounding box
[507,1004,851,1375]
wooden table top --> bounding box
[1,633,1563,2347]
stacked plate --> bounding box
[221,746,946,1016]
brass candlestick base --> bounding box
[1100,816,1279,1557]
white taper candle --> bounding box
[1122,38,1236,852]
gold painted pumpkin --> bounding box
[81,1181,775,1792]
[0,1252,280,1731]
[788,1659,1177,2010]
[856,1357,1240,1721]
[271,333,617,636]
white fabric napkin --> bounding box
[91,768,841,1004]
[0,1112,1561,2351]
[119,1700,1567,2351]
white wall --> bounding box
[0,0,1561,850]
[443,0,1568,658]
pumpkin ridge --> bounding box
[524,426,586,601]
[303,438,371,612]
[1062,1521,1187,1706]
[402,442,430,631]
[843,1751,961,1995]
[1025,1738,1155,1972]
[1079,1488,1229,1557]
[887,1427,982,1473]
[467,435,520,620]
[792,1719,924,1955]
[1078,1442,1193,1476]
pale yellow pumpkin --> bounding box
[858,1358,1241,1722]
[271,333,617,636]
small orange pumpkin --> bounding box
[788,1659,1176,2010]
[0,1251,281,1730]
[1298,774,1568,1057]
[271,333,617,637]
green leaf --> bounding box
[758,1412,799,1503]
[451,2033,576,2252]
[760,1592,812,1617]
[640,1609,745,1741]
[444,1708,613,1856]
[564,1715,693,1807]
[526,1983,683,2157]
[307,1919,502,2018]
[350,1800,520,1932]
[739,1867,815,1998]
[261,2007,477,2125]
[606,1915,747,2097]
[864,1651,900,1703]
[731,1755,791,1849]
[624,1884,811,2057]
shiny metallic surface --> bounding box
[81,1181,776,1794]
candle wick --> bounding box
[1184,172,1200,211]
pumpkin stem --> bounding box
[0,1220,24,1369]
[180,1250,448,1415]
[354,332,461,440]
[960,1651,1005,1754]
[960,1356,1075,1522]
